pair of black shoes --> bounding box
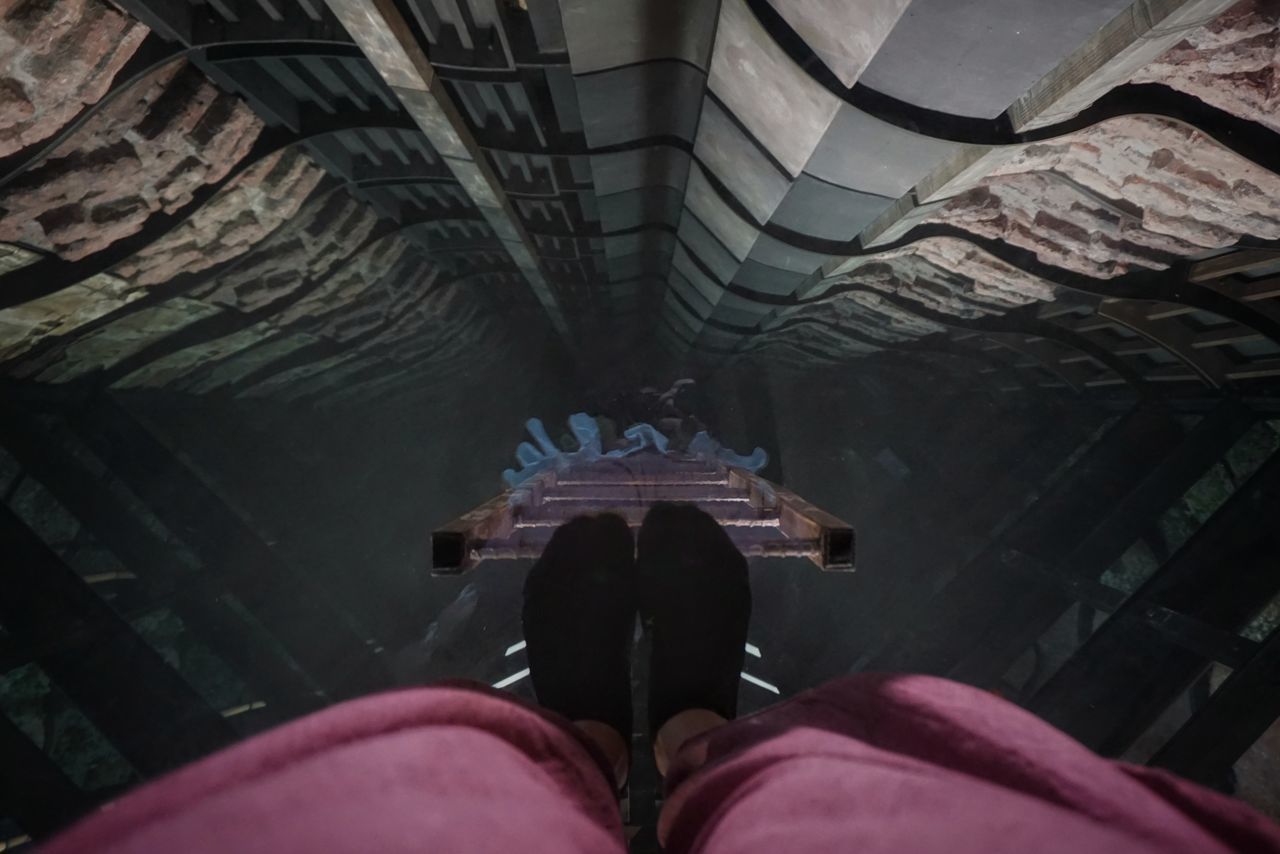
[521,502,752,747]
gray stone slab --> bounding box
[609,278,648,297]
[575,61,705,148]
[805,103,959,198]
[771,0,912,87]
[608,253,672,280]
[602,248,662,281]
[684,162,759,261]
[1011,0,1239,130]
[568,155,594,184]
[664,290,705,333]
[527,0,566,53]
[770,175,893,242]
[733,259,807,296]
[710,297,771,328]
[545,66,583,134]
[693,98,792,225]
[677,212,741,284]
[669,269,717,318]
[589,146,690,196]
[576,189,600,223]
[716,288,774,319]
[710,301,765,329]
[561,0,719,74]
[658,321,693,351]
[672,243,725,305]
[707,0,841,177]
[748,232,830,275]
[479,205,519,241]
[858,194,949,248]
[606,254,642,279]
[597,186,684,232]
[699,326,748,348]
[604,229,675,262]
[860,0,1134,119]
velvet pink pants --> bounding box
[44,674,1280,853]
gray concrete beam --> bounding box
[320,0,571,341]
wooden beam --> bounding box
[1191,326,1263,349]
[726,468,855,570]
[1189,250,1280,284]
[431,490,518,574]
[1226,358,1280,381]
[1099,300,1230,388]
[430,458,854,572]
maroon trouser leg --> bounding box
[44,675,1280,854]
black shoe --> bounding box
[637,502,751,736]
[522,514,636,740]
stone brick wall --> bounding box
[1130,0,1280,133]
[0,0,148,157]
[115,148,327,287]
[0,61,262,259]
[924,117,1280,278]
[0,0,551,407]
[0,0,520,403]
[191,187,381,312]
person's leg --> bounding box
[522,512,637,788]
[634,505,1280,854]
[636,502,750,775]
[44,514,640,854]
[43,683,626,854]
[656,673,1280,854]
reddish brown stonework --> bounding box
[829,238,1058,317]
[299,255,505,370]
[110,319,279,389]
[11,296,224,382]
[321,275,509,384]
[378,304,502,370]
[0,0,149,158]
[1129,0,1280,134]
[0,60,262,260]
[179,331,319,394]
[114,149,327,286]
[358,275,459,346]
[378,276,474,346]
[0,241,145,362]
[277,235,418,330]
[192,187,380,312]
[2,0,1273,395]
[773,242,1058,356]
[924,117,1280,278]
[781,288,947,345]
